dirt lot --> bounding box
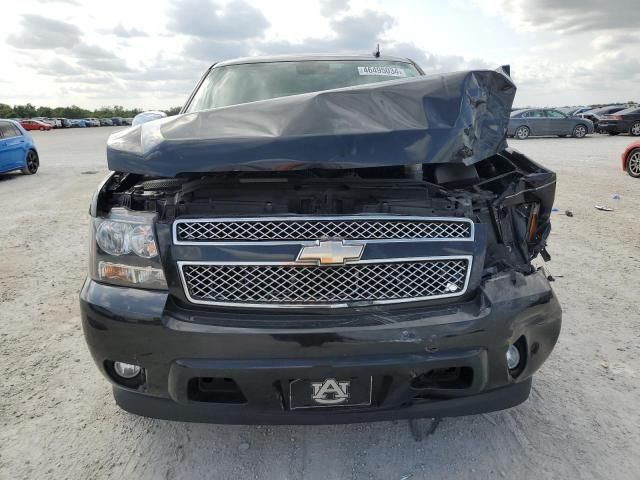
[1,127,639,479]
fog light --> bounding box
[113,361,141,379]
[506,345,521,370]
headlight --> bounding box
[96,221,133,255]
[90,208,166,289]
[130,225,158,258]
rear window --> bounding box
[616,107,640,115]
[186,60,421,112]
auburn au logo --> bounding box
[310,378,351,405]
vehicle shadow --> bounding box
[509,135,596,140]
[0,172,20,183]
[98,385,592,479]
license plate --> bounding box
[289,377,372,409]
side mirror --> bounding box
[132,111,167,126]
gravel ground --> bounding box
[1,127,639,480]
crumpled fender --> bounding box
[107,67,516,176]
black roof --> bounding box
[214,53,415,68]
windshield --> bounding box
[185,60,421,112]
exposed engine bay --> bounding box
[96,148,555,276]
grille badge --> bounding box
[297,240,364,265]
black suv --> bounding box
[80,55,561,424]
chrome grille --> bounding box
[175,217,472,243]
[180,259,470,308]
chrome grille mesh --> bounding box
[181,259,469,306]
[176,218,471,242]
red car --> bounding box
[622,141,640,178]
[19,120,52,131]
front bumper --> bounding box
[80,269,561,424]
[113,377,532,424]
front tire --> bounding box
[515,126,530,140]
[630,122,640,136]
[627,148,640,178]
[572,124,587,138]
[21,150,39,175]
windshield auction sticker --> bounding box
[357,66,407,77]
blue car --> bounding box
[0,119,39,175]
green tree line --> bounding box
[0,103,182,119]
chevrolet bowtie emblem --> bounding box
[297,240,364,265]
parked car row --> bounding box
[1,114,141,177]
[11,117,134,130]
[0,119,40,175]
[509,104,640,139]
[507,106,640,178]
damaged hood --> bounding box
[107,68,516,176]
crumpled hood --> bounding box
[107,68,516,176]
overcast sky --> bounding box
[2,0,639,109]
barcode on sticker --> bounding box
[357,66,407,77]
